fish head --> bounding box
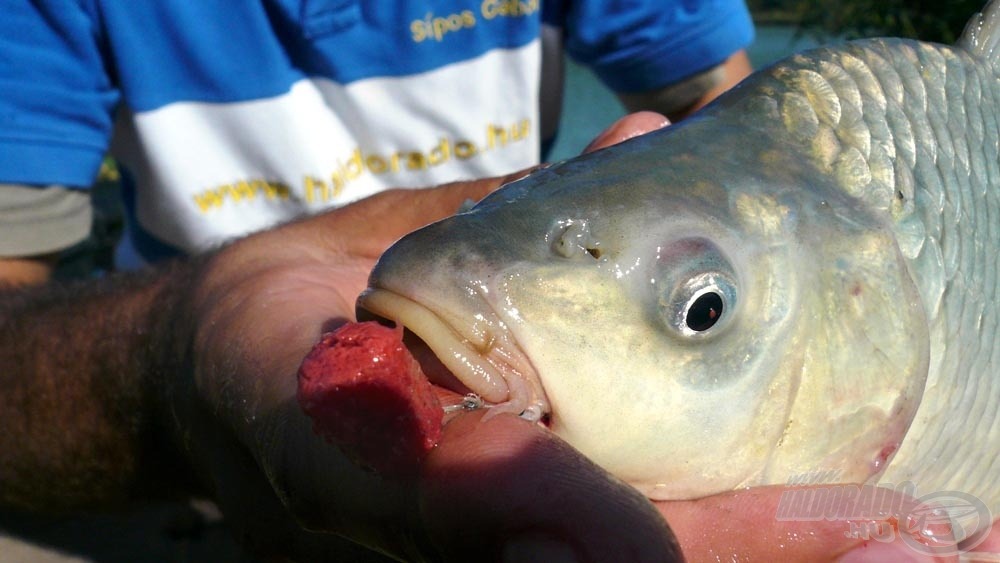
[360,111,929,500]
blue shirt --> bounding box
[0,0,754,265]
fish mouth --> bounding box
[357,288,549,418]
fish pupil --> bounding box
[686,292,724,332]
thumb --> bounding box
[419,412,682,562]
[584,111,671,153]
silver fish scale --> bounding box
[756,37,1000,505]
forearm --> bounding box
[0,255,59,287]
[0,261,197,511]
[618,50,753,121]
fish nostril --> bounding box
[550,219,602,260]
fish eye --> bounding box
[653,237,738,338]
[663,273,736,337]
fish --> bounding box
[358,0,1000,514]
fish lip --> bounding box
[357,287,546,411]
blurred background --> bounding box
[548,0,984,161]
[17,1,987,562]
[60,0,984,282]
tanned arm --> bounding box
[618,50,753,122]
[0,263,196,511]
[0,256,59,287]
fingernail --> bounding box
[502,534,578,563]
[837,540,937,562]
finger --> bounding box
[299,167,535,260]
[419,412,682,563]
[583,111,671,153]
[967,517,1000,556]
[297,112,671,256]
[659,485,960,562]
[346,110,671,243]
[297,112,670,257]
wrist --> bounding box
[0,259,202,510]
[135,258,207,500]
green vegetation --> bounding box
[748,0,986,43]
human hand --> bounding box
[154,112,682,561]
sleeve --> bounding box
[0,184,92,257]
[0,1,119,188]
[559,0,756,94]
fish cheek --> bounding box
[766,226,929,485]
[496,260,797,500]
[495,265,683,464]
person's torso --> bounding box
[105,1,549,261]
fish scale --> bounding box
[755,29,1000,507]
[361,1,1000,516]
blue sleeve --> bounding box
[558,0,756,93]
[0,1,119,188]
